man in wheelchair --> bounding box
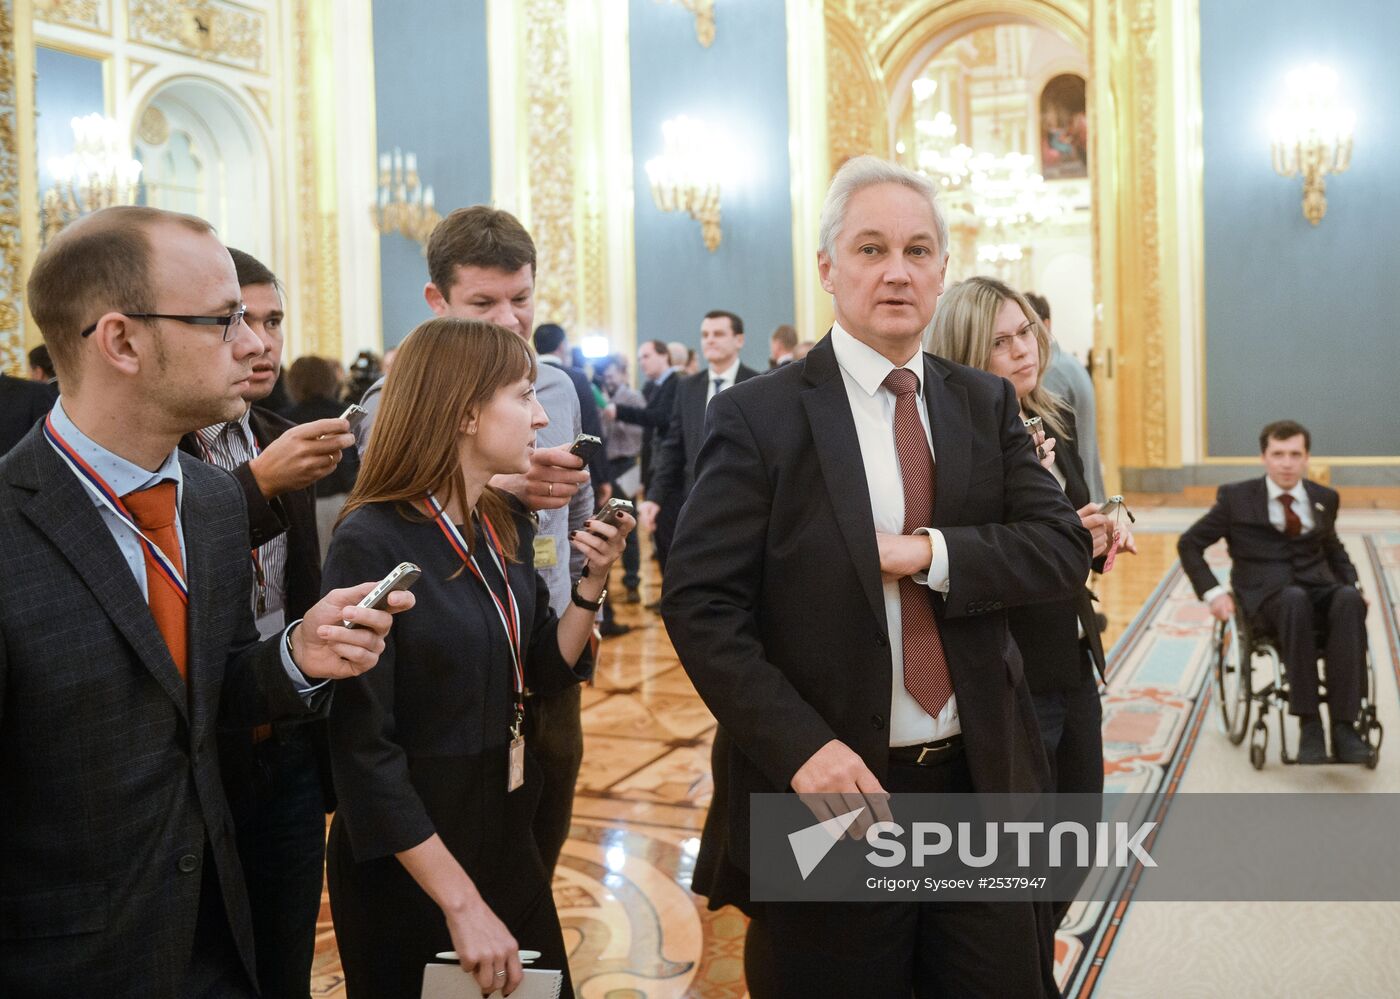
[1178,420,1369,764]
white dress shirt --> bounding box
[830,323,959,745]
[1201,477,1316,606]
[705,358,741,404]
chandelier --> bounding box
[645,115,724,252]
[371,148,440,248]
[1270,64,1355,226]
[42,114,142,245]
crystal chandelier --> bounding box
[645,115,724,252]
[42,114,143,245]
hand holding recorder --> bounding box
[247,403,361,498]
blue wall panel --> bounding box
[629,0,795,370]
[1201,0,1398,456]
[35,46,105,194]
[372,0,491,347]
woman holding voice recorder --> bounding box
[322,317,634,998]
[928,276,1135,828]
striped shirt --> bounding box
[196,409,287,619]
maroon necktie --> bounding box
[882,368,953,718]
[1278,493,1303,538]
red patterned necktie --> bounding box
[1278,493,1303,538]
[882,368,953,717]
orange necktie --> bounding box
[123,482,188,680]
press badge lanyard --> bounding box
[44,413,190,605]
[420,493,528,790]
[194,422,270,615]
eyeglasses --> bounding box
[80,307,249,342]
[990,327,1037,355]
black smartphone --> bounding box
[568,433,603,464]
[343,561,421,628]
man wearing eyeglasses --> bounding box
[180,248,350,999]
[0,205,413,999]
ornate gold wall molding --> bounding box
[35,0,108,33]
[825,4,889,174]
[291,0,340,359]
[523,0,577,332]
[0,0,23,375]
[127,0,266,73]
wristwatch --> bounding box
[571,580,606,612]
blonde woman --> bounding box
[929,276,1135,923]
[323,318,632,998]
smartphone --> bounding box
[568,433,603,464]
[1098,495,1136,523]
[338,403,369,432]
[593,497,635,529]
[343,561,421,628]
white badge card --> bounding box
[508,735,526,792]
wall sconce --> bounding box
[42,114,142,245]
[371,147,441,248]
[658,0,714,47]
[1269,64,1355,226]
[645,116,724,252]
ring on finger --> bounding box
[495,970,507,978]
[548,482,554,497]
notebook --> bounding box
[420,963,564,999]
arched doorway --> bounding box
[132,76,274,264]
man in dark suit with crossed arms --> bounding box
[662,157,1089,996]
[1178,420,1368,764]
[0,205,411,998]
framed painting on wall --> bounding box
[1040,73,1088,180]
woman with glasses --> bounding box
[321,318,632,998]
[928,276,1135,927]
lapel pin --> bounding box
[1314,502,1325,512]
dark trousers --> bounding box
[1256,583,1366,721]
[1031,658,1105,973]
[522,684,583,876]
[182,848,257,999]
[653,501,678,570]
[743,753,1048,999]
[222,728,327,999]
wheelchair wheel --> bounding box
[1249,722,1267,770]
[1215,618,1251,745]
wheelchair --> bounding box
[1212,597,1381,770]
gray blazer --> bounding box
[0,426,324,997]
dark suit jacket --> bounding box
[660,336,1090,910]
[1177,477,1356,617]
[649,363,760,510]
[617,371,680,491]
[0,374,57,456]
[0,427,325,997]
[180,406,322,621]
[181,406,333,808]
[1012,411,1107,693]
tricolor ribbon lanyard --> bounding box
[195,425,269,615]
[43,413,190,606]
[420,493,529,793]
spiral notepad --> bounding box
[421,963,564,999]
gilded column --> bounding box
[0,0,34,376]
[523,0,577,332]
[292,0,342,360]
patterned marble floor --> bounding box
[309,493,1400,997]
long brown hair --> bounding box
[338,317,538,559]
[926,275,1071,441]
